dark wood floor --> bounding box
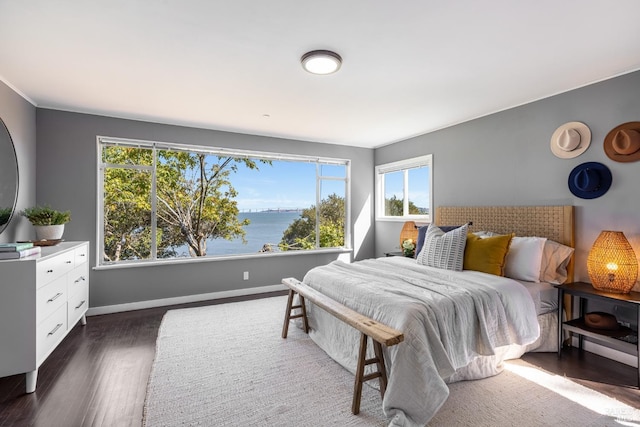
[1,292,638,427]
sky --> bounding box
[229,160,346,212]
[228,159,429,212]
[383,167,430,210]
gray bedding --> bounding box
[302,256,540,426]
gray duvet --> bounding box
[302,256,540,426]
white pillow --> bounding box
[473,230,499,238]
[416,224,468,271]
[504,236,547,282]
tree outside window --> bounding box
[375,155,432,221]
[98,137,350,266]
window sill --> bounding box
[376,216,430,223]
[93,247,352,271]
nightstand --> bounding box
[555,281,639,387]
[384,251,405,257]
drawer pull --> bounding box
[47,323,63,336]
[65,260,72,264]
[47,269,54,273]
[47,293,63,303]
[74,276,86,283]
[79,253,86,257]
[75,300,86,310]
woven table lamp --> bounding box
[587,231,638,294]
[399,221,418,247]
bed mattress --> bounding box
[516,279,558,315]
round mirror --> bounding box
[0,117,18,234]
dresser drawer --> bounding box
[36,305,67,365]
[68,281,89,328]
[74,244,89,266]
[36,251,74,288]
[36,276,67,324]
[68,262,89,297]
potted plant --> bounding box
[21,205,71,240]
[0,207,11,226]
[402,238,416,257]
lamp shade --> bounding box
[587,231,638,293]
[399,221,418,247]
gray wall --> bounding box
[3,69,640,309]
[0,80,36,243]
[375,70,640,290]
[35,110,375,308]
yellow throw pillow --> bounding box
[463,233,513,276]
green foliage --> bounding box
[279,194,345,250]
[101,145,270,262]
[385,195,422,216]
[0,207,11,225]
[21,205,71,225]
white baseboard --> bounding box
[571,336,638,368]
[87,284,287,316]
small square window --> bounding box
[375,155,432,222]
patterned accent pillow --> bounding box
[416,223,469,271]
[414,224,463,258]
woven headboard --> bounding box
[436,205,575,282]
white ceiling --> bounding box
[1,1,639,149]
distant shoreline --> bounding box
[173,210,301,257]
[238,208,303,213]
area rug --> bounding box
[143,296,640,426]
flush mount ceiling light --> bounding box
[301,50,342,75]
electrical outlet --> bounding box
[243,271,249,280]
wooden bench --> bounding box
[281,277,404,415]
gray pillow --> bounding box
[416,223,469,271]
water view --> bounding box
[173,211,302,257]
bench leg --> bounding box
[373,341,388,398]
[353,333,368,415]
[352,334,389,415]
[299,295,309,333]
[282,289,309,339]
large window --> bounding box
[375,154,432,221]
[97,137,350,266]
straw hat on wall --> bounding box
[550,122,591,159]
[568,162,612,199]
[604,122,640,162]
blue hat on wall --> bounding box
[568,162,612,199]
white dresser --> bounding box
[0,241,89,393]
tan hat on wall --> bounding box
[550,122,591,159]
[604,122,640,162]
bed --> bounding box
[298,206,575,427]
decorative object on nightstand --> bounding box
[587,230,638,294]
[402,239,415,257]
[584,311,619,331]
[399,221,418,247]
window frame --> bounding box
[96,136,351,268]
[375,154,432,222]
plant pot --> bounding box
[34,224,65,240]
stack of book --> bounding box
[0,242,42,259]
